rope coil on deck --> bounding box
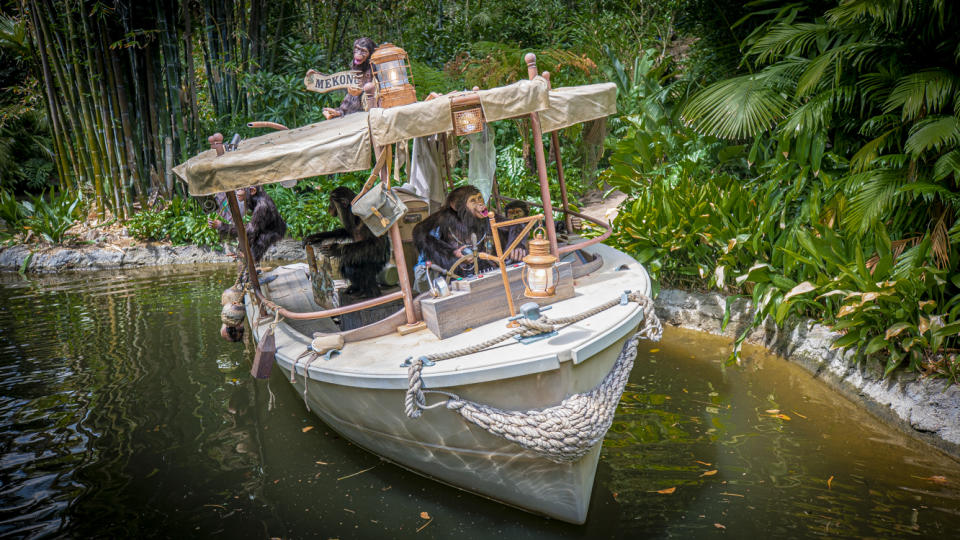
[404,292,662,463]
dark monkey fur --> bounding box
[413,186,524,277]
[303,186,390,297]
[217,186,287,263]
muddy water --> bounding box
[0,266,958,538]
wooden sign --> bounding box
[304,70,361,94]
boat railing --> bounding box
[493,195,613,255]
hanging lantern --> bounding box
[522,227,559,298]
[370,43,417,108]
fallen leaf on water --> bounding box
[381,486,392,491]
[828,475,834,490]
[714,523,726,529]
[417,517,434,533]
[656,487,677,494]
[719,492,744,497]
[792,410,808,419]
[420,512,431,519]
[695,460,712,466]
[913,475,948,484]
[302,426,314,433]
[701,470,718,477]
[650,348,660,353]
[765,409,780,414]
[315,460,329,465]
[344,508,355,513]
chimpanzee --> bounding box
[302,186,390,298]
[413,186,527,278]
[319,37,378,120]
[209,186,287,264]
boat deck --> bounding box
[252,242,651,390]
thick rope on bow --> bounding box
[404,293,661,462]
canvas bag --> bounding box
[351,145,408,237]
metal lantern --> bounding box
[370,43,417,108]
[522,227,559,298]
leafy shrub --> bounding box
[20,188,83,243]
[127,196,219,247]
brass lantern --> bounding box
[522,227,559,298]
[370,43,417,108]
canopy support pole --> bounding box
[209,133,261,298]
[542,72,573,234]
[365,83,421,331]
[525,54,559,256]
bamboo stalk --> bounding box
[23,0,71,190]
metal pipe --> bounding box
[247,121,289,131]
[524,53,559,257]
[493,194,613,255]
[255,290,404,320]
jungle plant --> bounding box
[21,188,82,243]
[675,0,960,375]
[127,196,219,247]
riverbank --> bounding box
[0,238,304,273]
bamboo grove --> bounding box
[12,0,416,218]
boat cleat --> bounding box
[510,303,558,344]
[401,356,436,368]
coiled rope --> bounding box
[404,292,661,463]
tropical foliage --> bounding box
[606,0,960,382]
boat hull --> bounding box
[273,327,634,524]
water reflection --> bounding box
[0,268,958,538]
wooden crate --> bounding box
[420,262,574,340]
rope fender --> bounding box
[404,293,662,463]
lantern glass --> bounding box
[376,60,409,88]
[522,226,558,298]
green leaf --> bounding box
[865,334,888,355]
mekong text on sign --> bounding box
[304,70,361,94]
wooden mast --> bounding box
[209,133,261,297]
[364,82,421,332]
[524,54,560,256]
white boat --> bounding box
[175,53,661,524]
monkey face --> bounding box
[465,193,489,220]
[353,46,370,67]
[506,206,527,220]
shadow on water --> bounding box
[0,266,959,538]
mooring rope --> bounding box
[404,292,661,463]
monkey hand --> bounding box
[508,247,527,262]
[322,108,341,120]
[208,219,222,230]
[319,242,343,257]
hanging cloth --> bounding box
[398,135,446,212]
[466,124,496,202]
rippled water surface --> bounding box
[1,265,959,538]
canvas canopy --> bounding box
[540,82,617,133]
[174,78,615,195]
[366,77,551,146]
[174,112,372,196]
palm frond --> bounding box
[933,149,960,181]
[851,126,900,172]
[884,69,960,121]
[681,73,792,140]
[782,90,832,133]
[750,22,832,64]
[843,167,909,235]
[904,115,960,156]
